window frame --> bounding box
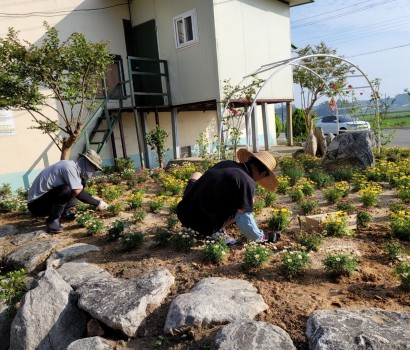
[173,9,199,49]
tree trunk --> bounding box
[60,135,77,160]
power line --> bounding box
[347,43,410,58]
[0,3,128,18]
[291,0,397,29]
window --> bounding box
[173,9,199,49]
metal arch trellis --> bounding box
[218,53,381,158]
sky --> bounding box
[290,0,410,101]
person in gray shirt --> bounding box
[28,149,109,234]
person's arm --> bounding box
[73,188,108,210]
[235,210,264,241]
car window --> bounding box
[322,116,336,123]
[339,115,354,123]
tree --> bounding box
[293,42,354,132]
[0,23,113,159]
[146,125,169,168]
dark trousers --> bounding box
[28,184,74,217]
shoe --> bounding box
[265,231,281,243]
[46,218,64,234]
[61,211,76,220]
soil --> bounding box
[1,176,409,350]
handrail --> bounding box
[74,80,130,149]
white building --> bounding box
[0,0,312,189]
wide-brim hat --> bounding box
[237,148,278,192]
[79,149,103,171]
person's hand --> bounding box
[96,200,109,211]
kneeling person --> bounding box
[27,149,109,234]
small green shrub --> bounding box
[153,228,173,246]
[393,263,410,290]
[0,196,19,212]
[75,210,95,227]
[0,183,12,197]
[282,168,305,186]
[108,202,126,216]
[322,212,353,237]
[264,192,277,207]
[148,197,165,213]
[281,250,311,277]
[101,184,124,201]
[253,199,265,216]
[114,157,135,173]
[268,208,292,231]
[323,253,358,276]
[384,241,406,260]
[203,239,230,264]
[121,169,135,180]
[172,228,198,252]
[86,219,105,236]
[133,208,147,223]
[308,170,333,188]
[167,214,179,230]
[0,268,28,317]
[300,199,318,214]
[397,186,410,203]
[330,166,360,182]
[126,191,144,209]
[357,210,372,226]
[122,231,144,251]
[336,200,357,214]
[276,175,291,194]
[389,209,410,240]
[107,220,128,241]
[288,186,305,202]
[296,233,323,252]
[243,243,271,270]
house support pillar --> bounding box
[139,111,152,168]
[171,107,180,159]
[133,110,145,169]
[251,108,259,153]
[286,102,293,146]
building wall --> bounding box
[0,0,130,190]
[213,0,294,99]
[130,0,220,105]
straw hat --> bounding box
[237,148,278,191]
[79,149,103,171]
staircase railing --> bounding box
[75,80,130,154]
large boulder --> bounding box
[322,131,374,169]
[164,278,268,335]
[47,243,100,269]
[77,269,174,337]
[0,303,12,350]
[0,225,18,238]
[214,321,296,350]
[10,268,87,350]
[4,239,62,272]
[67,337,113,350]
[314,127,327,157]
[304,132,318,156]
[306,308,410,350]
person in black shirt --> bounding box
[177,148,278,242]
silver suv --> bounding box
[314,115,371,135]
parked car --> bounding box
[314,115,371,135]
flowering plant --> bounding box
[268,208,292,231]
[203,238,230,264]
[243,242,271,270]
[359,182,382,207]
[323,253,358,276]
[86,218,105,236]
[389,209,410,240]
[126,191,144,208]
[280,250,311,277]
[172,228,198,252]
[121,231,144,252]
[323,181,350,203]
[393,263,410,290]
[322,211,353,237]
[276,175,291,194]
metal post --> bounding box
[251,108,259,152]
[261,103,272,150]
[133,109,145,169]
[171,107,180,159]
[286,102,293,146]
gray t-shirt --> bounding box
[28,160,83,203]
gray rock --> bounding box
[10,268,87,350]
[325,133,335,146]
[322,131,374,169]
[304,133,318,156]
[77,269,174,337]
[47,243,100,269]
[0,303,12,350]
[164,278,268,335]
[314,127,327,157]
[67,337,112,350]
[0,225,18,238]
[11,230,48,245]
[3,239,62,272]
[56,262,113,289]
[306,308,410,350]
[215,321,296,350]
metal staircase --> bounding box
[78,81,130,155]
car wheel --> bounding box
[339,128,347,134]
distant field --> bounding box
[361,111,410,128]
